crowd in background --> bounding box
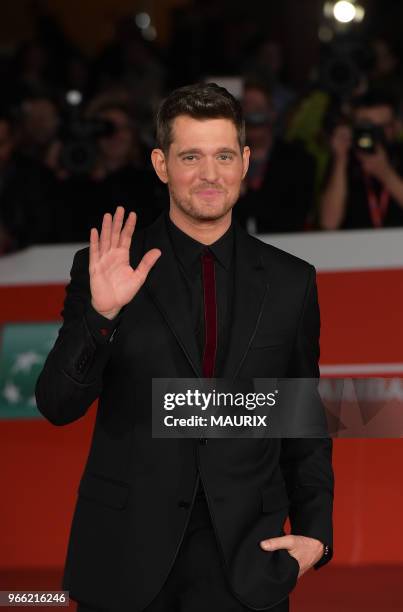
[1,5,403,256]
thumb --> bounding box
[135,248,161,281]
[260,535,293,552]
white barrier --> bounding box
[0,227,402,286]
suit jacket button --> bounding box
[178,500,190,508]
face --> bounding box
[151,115,249,223]
[22,99,59,145]
[242,87,274,147]
[353,105,397,142]
[373,39,397,76]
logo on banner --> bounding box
[0,323,59,419]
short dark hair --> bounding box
[155,82,245,154]
[351,90,399,114]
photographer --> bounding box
[234,80,315,233]
[0,110,54,254]
[319,91,403,229]
[52,102,166,243]
[17,94,60,166]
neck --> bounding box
[169,207,232,245]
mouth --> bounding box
[194,189,224,198]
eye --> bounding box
[182,155,198,162]
[218,153,233,161]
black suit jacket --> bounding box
[35,212,334,611]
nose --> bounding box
[199,156,219,183]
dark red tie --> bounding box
[201,248,217,378]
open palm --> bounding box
[89,206,161,319]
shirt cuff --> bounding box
[314,543,332,570]
[84,301,123,344]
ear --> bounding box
[151,148,168,184]
[241,145,250,180]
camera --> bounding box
[353,122,386,154]
[319,38,374,98]
[56,90,119,175]
[59,117,116,175]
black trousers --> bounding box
[77,492,289,612]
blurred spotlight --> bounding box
[333,1,356,23]
[323,1,365,25]
[355,5,365,21]
[134,11,156,40]
[66,90,82,107]
[135,12,151,30]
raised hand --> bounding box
[330,124,352,160]
[89,206,161,319]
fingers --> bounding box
[99,205,136,255]
[111,205,125,248]
[119,210,137,251]
[89,227,99,268]
[135,248,162,282]
[99,212,112,256]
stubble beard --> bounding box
[169,185,240,222]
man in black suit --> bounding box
[35,83,334,611]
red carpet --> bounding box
[1,566,402,611]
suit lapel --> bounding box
[221,222,268,380]
[133,213,268,380]
[140,213,203,377]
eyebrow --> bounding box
[177,147,239,156]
